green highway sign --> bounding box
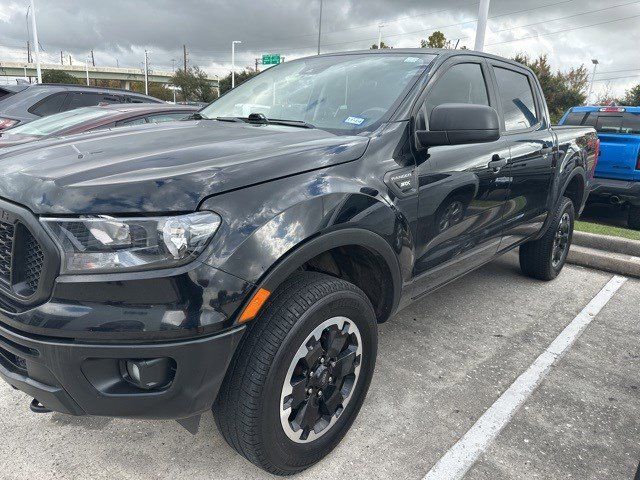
[262,54,282,65]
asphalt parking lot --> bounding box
[0,254,638,480]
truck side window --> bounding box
[423,63,489,127]
[494,67,539,131]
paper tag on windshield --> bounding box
[404,57,421,63]
[344,116,365,125]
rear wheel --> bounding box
[214,272,378,475]
[628,205,640,230]
[520,196,575,281]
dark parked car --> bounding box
[0,103,198,147]
[0,50,596,475]
[0,83,163,130]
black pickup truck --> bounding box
[0,50,596,475]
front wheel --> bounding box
[519,196,575,281]
[214,272,378,475]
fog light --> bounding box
[123,358,175,390]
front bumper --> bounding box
[590,177,640,206]
[0,320,245,419]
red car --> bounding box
[0,103,199,147]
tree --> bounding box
[127,81,174,102]
[370,41,391,49]
[42,69,79,84]
[622,84,640,106]
[218,68,260,95]
[513,53,589,123]
[170,66,217,102]
[421,31,449,49]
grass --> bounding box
[575,220,640,241]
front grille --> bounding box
[0,222,14,285]
[0,218,47,301]
[22,230,44,295]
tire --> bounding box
[628,205,640,230]
[213,271,378,475]
[519,196,575,281]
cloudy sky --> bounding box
[0,0,639,98]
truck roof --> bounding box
[316,48,531,72]
[569,106,640,113]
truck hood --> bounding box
[0,120,369,214]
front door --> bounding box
[411,59,510,295]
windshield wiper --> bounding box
[245,113,315,129]
[212,113,315,129]
[268,118,315,129]
[214,116,245,123]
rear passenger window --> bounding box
[424,63,489,121]
[28,93,68,117]
[63,92,104,111]
[146,112,191,123]
[116,117,148,127]
[101,95,125,104]
[493,67,539,131]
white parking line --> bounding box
[423,274,628,480]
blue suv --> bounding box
[559,106,640,229]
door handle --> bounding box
[488,156,508,172]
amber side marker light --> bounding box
[238,288,271,323]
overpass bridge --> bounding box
[0,61,219,90]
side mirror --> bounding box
[416,103,500,148]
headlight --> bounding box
[41,212,221,274]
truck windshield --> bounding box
[4,107,115,137]
[201,53,437,133]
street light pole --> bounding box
[377,24,386,49]
[85,58,90,85]
[144,50,149,95]
[474,0,491,52]
[231,40,242,89]
[588,59,599,105]
[317,0,323,55]
[29,0,42,83]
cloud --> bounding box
[0,0,639,96]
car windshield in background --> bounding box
[201,53,437,132]
[4,107,115,137]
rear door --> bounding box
[488,60,556,249]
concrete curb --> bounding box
[568,230,640,277]
[568,245,640,278]
[572,230,640,257]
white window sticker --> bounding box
[344,116,365,125]
[404,57,421,63]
